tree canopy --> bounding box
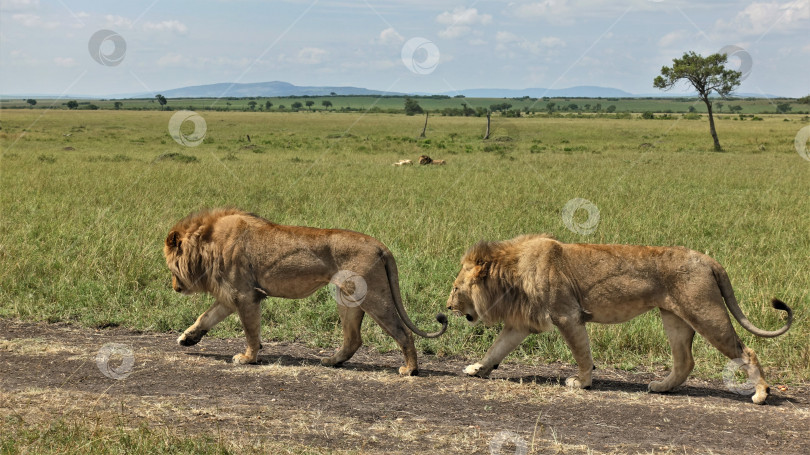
[654,51,741,151]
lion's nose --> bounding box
[446,304,452,310]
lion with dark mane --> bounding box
[164,208,447,375]
[446,234,792,404]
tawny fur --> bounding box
[165,208,447,376]
[447,234,792,404]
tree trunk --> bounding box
[484,111,491,139]
[703,97,721,151]
[420,112,428,138]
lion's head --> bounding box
[163,208,245,295]
[447,259,486,324]
[448,235,556,326]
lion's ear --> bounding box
[473,262,489,281]
[166,231,182,252]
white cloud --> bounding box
[437,7,492,25]
[157,53,187,67]
[105,15,133,29]
[53,57,77,67]
[716,0,810,36]
[297,47,327,64]
[143,20,188,34]
[658,30,687,48]
[439,25,472,39]
[0,0,39,12]
[378,27,403,45]
[11,12,57,28]
[436,7,492,39]
[513,0,570,17]
[495,31,565,55]
[12,13,40,26]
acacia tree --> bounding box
[155,94,168,110]
[654,51,741,151]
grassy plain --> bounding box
[3,95,809,114]
[1,108,808,383]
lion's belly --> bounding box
[587,299,655,324]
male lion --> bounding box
[164,208,447,375]
[446,234,792,404]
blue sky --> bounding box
[1,0,808,97]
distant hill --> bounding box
[2,81,783,100]
[156,81,403,98]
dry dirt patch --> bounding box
[1,319,807,454]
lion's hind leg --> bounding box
[681,306,770,404]
[321,305,364,368]
[361,291,419,376]
[649,309,695,393]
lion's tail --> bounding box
[381,249,448,338]
[711,262,792,338]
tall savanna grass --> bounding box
[1,109,807,381]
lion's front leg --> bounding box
[233,300,262,365]
[556,319,593,389]
[178,300,234,346]
[465,326,529,378]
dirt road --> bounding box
[1,319,807,454]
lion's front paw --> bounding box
[232,353,256,365]
[177,329,207,347]
[464,363,491,378]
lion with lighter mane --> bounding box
[447,234,792,404]
[164,208,447,375]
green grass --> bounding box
[1,109,808,382]
[3,95,809,115]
